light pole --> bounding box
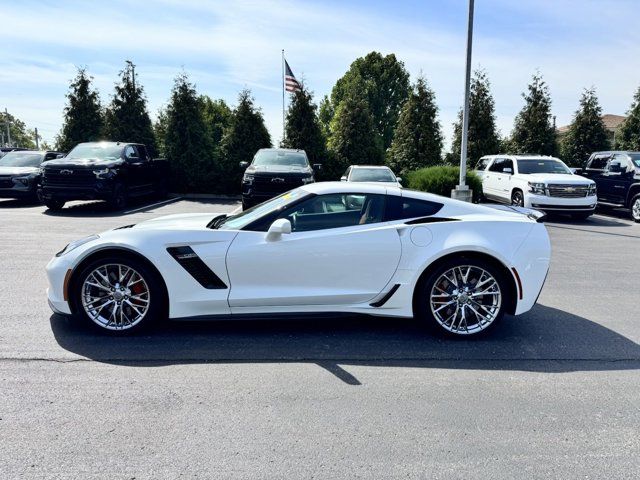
[452,0,474,203]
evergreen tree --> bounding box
[387,76,443,176]
[201,96,232,148]
[282,85,327,166]
[509,73,557,155]
[327,52,410,150]
[617,86,640,151]
[153,107,169,158]
[164,73,211,192]
[1,112,37,148]
[220,89,271,193]
[318,95,334,139]
[103,61,156,155]
[560,88,610,166]
[327,94,382,178]
[57,68,103,152]
[449,70,501,166]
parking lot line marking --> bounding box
[230,205,242,215]
[124,197,183,214]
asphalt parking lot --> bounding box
[1,197,639,479]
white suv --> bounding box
[475,155,597,219]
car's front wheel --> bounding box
[511,189,524,207]
[45,198,65,211]
[416,258,508,336]
[72,256,165,334]
[630,194,640,223]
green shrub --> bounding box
[406,165,483,202]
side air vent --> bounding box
[370,284,401,307]
[405,217,459,225]
[167,246,228,289]
[114,224,135,230]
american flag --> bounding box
[284,60,301,93]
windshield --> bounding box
[216,188,310,230]
[252,150,309,167]
[517,159,571,174]
[0,152,43,167]
[350,168,396,182]
[67,144,123,161]
[629,154,640,167]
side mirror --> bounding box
[313,163,322,171]
[340,176,347,182]
[266,218,291,241]
[396,177,402,184]
[56,153,65,159]
[239,161,249,169]
[503,167,513,174]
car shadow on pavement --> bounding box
[0,198,42,209]
[50,304,640,385]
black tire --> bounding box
[108,183,127,210]
[511,189,524,207]
[571,212,592,221]
[414,257,508,337]
[630,194,640,223]
[71,255,166,335]
[45,199,65,211]
[242,199,252,211]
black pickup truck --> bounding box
[579,151,640,222]
[39,142,168,211]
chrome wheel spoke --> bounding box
[430,265,502,335]
[81,263,150,331]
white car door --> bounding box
[225,192,402,309]
[482,158,503,199]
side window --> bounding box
[124,145,138,160]
[588,154,609,170]
[502,159,514,172]
[136,145,148,161]
[279,193,386,232]
[488,159,505,172]
[385,196,443,221]
[476,158,489,171]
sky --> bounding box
[1,0,639,150]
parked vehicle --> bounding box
[475,154,597,219]
[39,142,168,211]
[46,181,550,337]
[578,151,640,222]
[240,148,319,210]
[0,147,28,159]
[341,165,402,187]
[0,150,64,201]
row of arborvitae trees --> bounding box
[56,53,640,193]
[56,64,272,193]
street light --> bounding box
[452,0,474,203]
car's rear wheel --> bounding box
[630,194,640,223]
[73,257,165,334]
[511,190,524,207]
[416,258,507,336]
[45,199,65,211]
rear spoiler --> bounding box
[484,204,546,222]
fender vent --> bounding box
[370,284,401,307]
[167,246,227,289]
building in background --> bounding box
[557,114,626,148]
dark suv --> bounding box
[0,150,64,201]
[240,148,319,210]
[580,151,640,222]
[39,141,168,211]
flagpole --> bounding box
[282,49,285,143]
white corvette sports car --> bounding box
[46,182,550,336]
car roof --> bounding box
[481,154,561,161]
[591,151,640,155]
[350,165,392,169]
[257,148,307,154]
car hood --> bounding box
[43,158,123,169]
[127,213,221,231]
[0,166,40,176]
[523,173,593,184]
[246,165,312,175]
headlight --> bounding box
[588,183,597,196]
[242,173,254,184]
[301,175,314,185]
[56,235,99,257]
[528,182,546,195]
[93,167,114,179]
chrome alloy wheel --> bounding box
[429,265,502,335]
[632,198,640,221]
[81,264,150,331]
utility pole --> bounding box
[35,127,39,150]
[4,108,11,147]
[452,0,474,203]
